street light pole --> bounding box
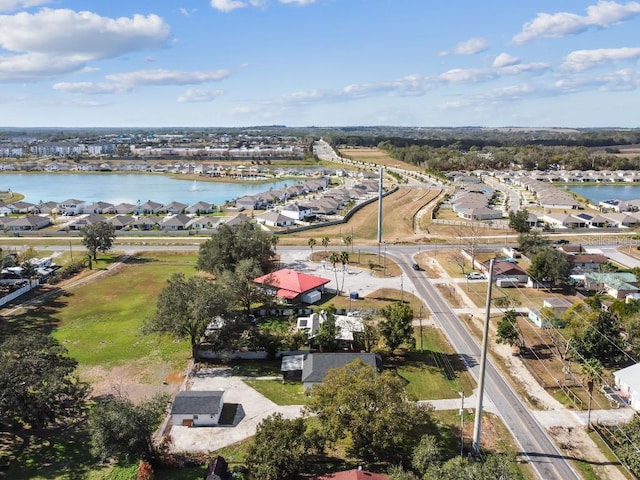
[460,392,465,457]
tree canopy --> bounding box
[572,310,625,366]
[528,246,571,289]
[197,222,276,275]
[89,394,167,464]
[304,359,431,463]
[508,208,531,233]
[379,301,415,353]
[143,272,226,359]
[81,221,116,260]
[245,413,312,480]
[0,332,88,430]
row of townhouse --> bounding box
[492,169,640,184]
[235,178,331,211]
[0,199,217,217]
[512,177,581,209]
[450,185,503,221]
[542,210,640,229]
[0,211,252,233]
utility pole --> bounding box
[377,167,383,259]
[472,259,495,455]
[460,392,465,457]
[419,305,423,352]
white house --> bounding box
[171,390,225,427]
[281,203,313,221]
[614,363,640,411]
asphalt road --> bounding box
[391,250,581,480]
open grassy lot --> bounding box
[338,147,424,172]
[397,327,476,400]
[2,253,197,369]
[316,288,425,315]
[244,380,307,405]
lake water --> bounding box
[565,184,640,203]
[0,174,297,205]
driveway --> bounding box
[169,367,302,453]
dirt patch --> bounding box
[82,362,185,404]
[548,426,627,480]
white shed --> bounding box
[614,363,640,411]
[171,390,225,427]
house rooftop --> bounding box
[171,390,224,415]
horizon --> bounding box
[1,1,640,128]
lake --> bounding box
[0,174,297,205]
[565,184,640,204]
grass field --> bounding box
[243,379,307,405]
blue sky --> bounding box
[0,0,639,128]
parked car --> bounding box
[466,272,485,280]
[554,239,570,245]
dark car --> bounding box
[554,239,570,245]
[412,263,421,271]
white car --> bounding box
[466,272,485,280]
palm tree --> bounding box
[83,252,93,270]
[321,236,330,256]
[344,233,353,253]
[581,358,604,428]
[328,251,341,294]
[20,260,38,287]
[308,238,316,253]
[340,251,350,295]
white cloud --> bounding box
[0,9,170,58]
[53,68,232,95]
[439,37,488,56]
[279,0,317,5]
[177,88,224,102]
[53,81,129,94]
[493,53,519,68]
[562,47,640,71]
[105,68,231,86]
[0,9,170,81]
[497,62,550,75]
[438,68,496,83]
[513,1,640,44]
[210,0,318,11]
[210,0,247,12]
[0,0,50,12]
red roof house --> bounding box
[315,469,389,480]
[253,268,331,303]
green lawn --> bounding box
[2,253,197,369]
[243,379,307,405]
[396,327,476,400]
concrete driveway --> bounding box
[169,367,302,453]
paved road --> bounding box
[391,250,581,480]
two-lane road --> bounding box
[392,251,581,480]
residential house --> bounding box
[221,213,252,228]
[57,199,86,216]
[253,268,331,305]
[256,211,295,228]
[5,215,51,231]
[6,201,36,214]
[528,297,573,327]
[235,195,261,211]
[135,200,164,215]
[35,201,58,215]
[568,254,609,273]
[481,260,529,284]
[583,272,639,299]
[301,353,382,389]
[84,201,115,214]
[542,213,588,229]
[161,214,192,230]
[113,202,136,214]
[614,363,640,411]
[131,215,163,231]
[314,469,389,480]
[600,213,639,229]
[281,203,314,221]
[455,206,503,221]
[68,213,106,231]
[186,216,221,230]
[106,215,134,230]
[186,201,215,214]
[162,201,188,215]
[170,390,225,427]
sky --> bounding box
[0,0,639,128]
